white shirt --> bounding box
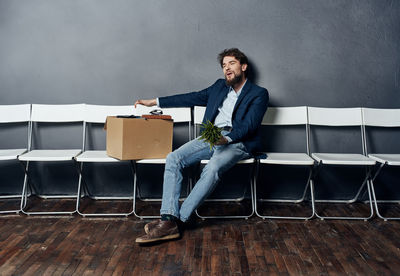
[214,81,245,128]
[156,80,247,143]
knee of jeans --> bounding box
[166,151,183,167]
[166,151,177,163]
[202,161,221,180]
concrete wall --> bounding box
[1,0,399,200]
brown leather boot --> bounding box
[144,219,161,234]
[136,220,180,244]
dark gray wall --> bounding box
[1,0,399,200]
[1,0,399,107]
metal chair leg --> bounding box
[254,166,315,220]
[132,161,160,219]
[195,177,255,220]
[20,160,77,216]
[0,160,27,215]
[369,163,400,221]
[195,163,256,220]
[75,160,135,217]
[314,166,374,221]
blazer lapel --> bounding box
[233,80,251,115]
[210,84,230,121]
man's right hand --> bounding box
[134,99,157,108]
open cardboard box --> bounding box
[105,116,173,160]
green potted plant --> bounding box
[199,120,222,150]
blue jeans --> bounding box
[160,131,250,222]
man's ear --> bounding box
[241,63,248,72]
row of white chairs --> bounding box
[197,106,400,221]
[0,104,192,218]
[0,104,399,221]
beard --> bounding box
[225,72,243,87]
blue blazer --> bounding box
[159,79,269,154]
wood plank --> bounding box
[0,201,399,275]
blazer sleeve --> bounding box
[226,88,269,143]
[158,80,221,108]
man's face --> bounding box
[222,56,247,86]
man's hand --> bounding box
[214,136,228,145]
[134,99,157,108]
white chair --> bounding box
[308,107,376,220]
[18,104,85,215]
[362,108,400,221]
[254,107,315,220]
[0,104,31,214]
[75,104,135,217]
[132,105,192,219]
[193,106,256,219]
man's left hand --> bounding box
[214,136,228,145]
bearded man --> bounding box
[134,48,269,244]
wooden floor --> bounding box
[1,198,400,275]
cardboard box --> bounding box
[105,116,173,160]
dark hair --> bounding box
[218,48,248,67]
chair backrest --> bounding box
[0,104,31,123]
[135,105,191,123]
[84,104,134,123]
[362,108,400,154]
[193,106,207,139]
[307,107,362,126]
[362,108,400,127]
[82,105,135,151]
[0,104,31,150]
[29,104,85,150]
[194,106,206,125]
[31,104,85,122]
[307,107,364,154]
[262,106,308,125]
[261,106,309,153]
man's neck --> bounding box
[232,77,247,93]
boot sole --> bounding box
[135,233,180,244]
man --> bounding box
[134,48,268,244]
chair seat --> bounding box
[312,153,376,166]
[136,158,167,164]
[18,149,82,161]
[200,158,255,165]
[368,154,400,166]
[0,149,27,161]
[75,150,121,162]
[260,153,315,165]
